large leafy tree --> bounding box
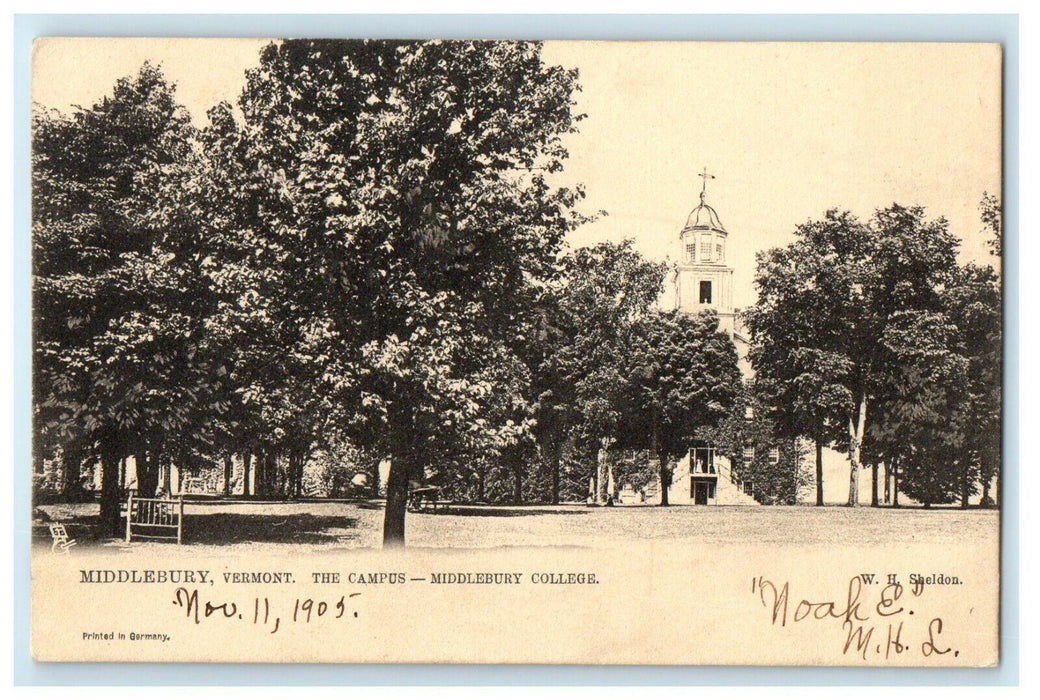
[625,309,741,505]
[862,198,1002,508]
[205,40,586,545]
[548,240,667,504]
[32,64,213,533]
[746,205,960,506]
[866,311,969,506]
[746,348,848,505]
[877,222,1001,507]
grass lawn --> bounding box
[32,499,1000,553]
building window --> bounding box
[699,281,712,304]
[700,237,712,261]
[742,446,755,462]
[685,242,696,262]
[769,447,780,464]
[716,243,724,262]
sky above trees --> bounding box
[32,39,1001,310]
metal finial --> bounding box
[699,167,715,203]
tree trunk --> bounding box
[60,443,83,500]
[815,438,824,506]
[270,452,280,498]
[371,457,382,499]
[137,452,159,498]
[658,451,670,507]
[160,454,172,495]
[551,441,562,505]
[870,462,879,507]
[847,394,867,506]
[961,459,972,508]
[254,450,266,497]
[596,441,610,505]
[223,453,232,497]
[981,476,991,507]
[883,461,891,504]
[383,453,411,547]
[514,469,523,505]
[98,439,122,537]
[891,456,900,508]
[513,452,523,506]
[242,452,252,496]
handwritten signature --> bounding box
[750,575,957,661]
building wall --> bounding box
[675,264,735,333]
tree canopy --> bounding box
[747,203,1000,507]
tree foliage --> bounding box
[33,63,213,532]
[748,203,1000,507]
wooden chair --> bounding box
[48,524,76,554]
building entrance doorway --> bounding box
[694,481,709,505]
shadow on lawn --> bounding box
[183,513,361,545]
[440,506,589,518]
[34,512,362,546]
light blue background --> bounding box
[12,13,1019,686]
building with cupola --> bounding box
[633,171,762,507]
[673,170,751,375]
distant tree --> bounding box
[625,309,741,505]
[980,192,1001,257]
[551,240,667,504]
[745,205,960,506]
[866,311,969,506]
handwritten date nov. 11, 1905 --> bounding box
[172,587,362,635]
[751,574,964,662]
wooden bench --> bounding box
[125,494,184,544]
[407,483,451,513]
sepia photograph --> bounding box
[27,37,1004,666]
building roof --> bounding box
[682,191,727,235]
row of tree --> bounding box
[32,41,747,545]
[32,40,1002,547]
[746,199,1002,507]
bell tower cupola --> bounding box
[675,168,737,336]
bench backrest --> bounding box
[125,495,184,544]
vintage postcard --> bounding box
[29,38,1003,665]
